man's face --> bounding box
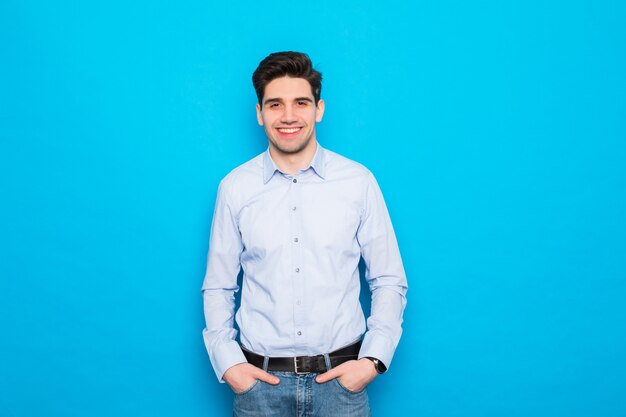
[256,76,325,156]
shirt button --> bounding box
[297,331,302,336]
[293,237,299,243]
[293,179,297,183]
[292,206,297,211]
[295,268,300,273]
[296,300,301,305]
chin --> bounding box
[273,139,311,155]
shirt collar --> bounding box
[309,144,327,179]
[262,143,327,184]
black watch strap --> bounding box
[365,357,387,374]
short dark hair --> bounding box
[252,51,322,107]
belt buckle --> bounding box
[294,356,309,374]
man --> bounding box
[202,51,407,416]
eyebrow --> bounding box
[263,97,314,106]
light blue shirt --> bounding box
[202,143,407,381]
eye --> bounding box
[297,101,309,107]
[269,102,281,109]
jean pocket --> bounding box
[334,377,366,395]
[234,379,260,396]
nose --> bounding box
[280,104,298,124]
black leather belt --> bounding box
[242,341,361,374]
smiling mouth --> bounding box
[276,127,302,134]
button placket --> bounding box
[290,175,306,348]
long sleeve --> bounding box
[356,172,408,369]
[201,181,247,381]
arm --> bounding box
[201,181,247,382]
[201,181,280,389]
[356,172,408,369]
[317,172,408,389]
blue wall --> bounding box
[1,1,625,416]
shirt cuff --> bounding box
[207,338,247,382]
[358,332,396,371]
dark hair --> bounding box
[252,51,322,107]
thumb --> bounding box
[315,367,339,383]
[254,368,280,385]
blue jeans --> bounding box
[233,371,371,417]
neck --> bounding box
[269,140,318,176]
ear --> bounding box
[315,99,325,122]
[256,103,264,126]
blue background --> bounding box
[1,0,625,416]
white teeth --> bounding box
[278,128,301,133]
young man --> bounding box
[202,51,407,416]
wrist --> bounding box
[363,357,387,374]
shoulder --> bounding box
[323,147,371,175]
[218,152,264,193]
[323,147,374,182]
